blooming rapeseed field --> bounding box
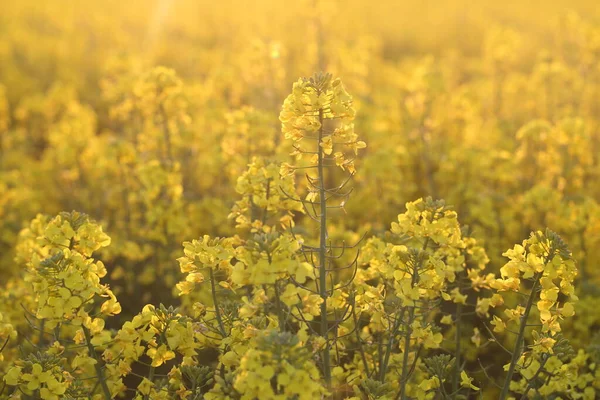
[1,0,599,398]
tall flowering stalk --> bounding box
[489,229,578,399]
[4,212,120,400]
[279,72,366,386]
[356,198,490,399]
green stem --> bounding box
[209,268,227,337]
[38,319,45,347]
[83,326,112,400]
[499,272,542,400]
[144,366,155,400]
[262,179,271,226]
[399,238,429,400]
[273,280,286,331]
[317,104,331,387]
[379,311,403,381]
[351,305,370,376]
[54,325,61,345]
[520,355,549,400]
[144,328,168,400]
[263,191,285,331]
[399,306,416,400]
[452,303,462,398]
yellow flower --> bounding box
[491,316,506,333]
[535,336,556,353]
[147,344,176,367]
[279,73,364,173]
[460,371,479,390]
[319,135,333,155]
[138,377,154,395]
[3,366,22,386]
[21,363,52,391]
[100,295,122,316]
[279,162,295,177]
[471,327,482,347]
[40,377,67,400]
[560,302,575,317]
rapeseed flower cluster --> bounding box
[1,3,600,396]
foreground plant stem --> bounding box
[317,103,332,388]
[380,314,403,381]
[209,268,227,337]
[399,289,417,400]
[399,238,429,400]
[499,271,542,400]
[38,319,45,347]
[520,355,549,399]
[452,302,462,398]
[83,325,112,400]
